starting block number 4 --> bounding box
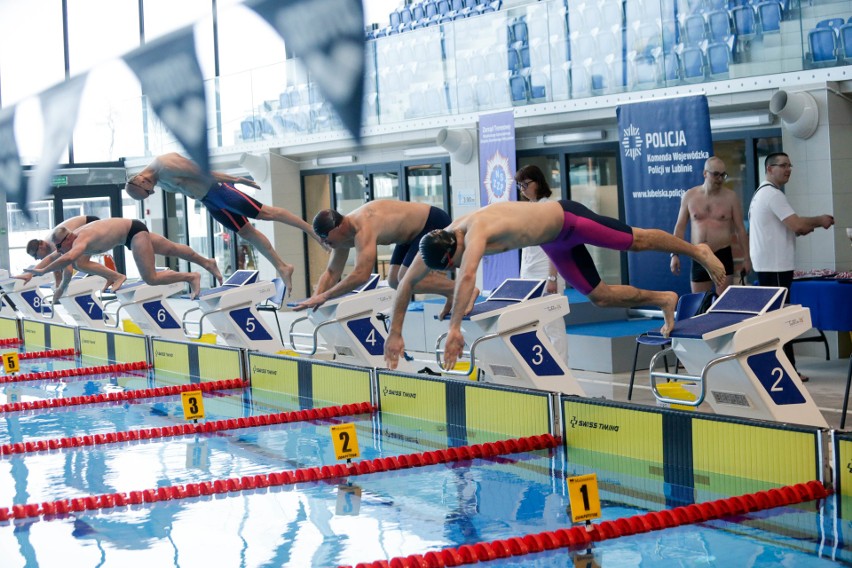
[330,423,360,461]
[181,390,206,421]
[567,473,601,523]
[2,352,20,374]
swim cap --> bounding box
[419,229,457,270]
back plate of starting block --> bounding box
[486,279,545,302]
[708,285,786,315]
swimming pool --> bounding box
[0,354,847,567]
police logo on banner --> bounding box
[248,0,365,142]
[0,107,27,209]
[124,29,209,175]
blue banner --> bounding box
[616,95,712,296]
[248,0,365,143]
[478,111,518,290]
[124,29,209,176]
[0,106,27,211]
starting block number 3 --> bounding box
[567,473,601,523]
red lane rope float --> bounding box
[340,480,831,568]
[0,338,22,347]
[0,377,246,414]
[0,433,560,522]
[0,401,375,455]
[17,348,78,360]
[0,361,149,385]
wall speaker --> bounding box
[436,128,475,164]
[769,90,819,140]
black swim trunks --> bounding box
[85,215,100,225]
[691,245,734,282]
[125,219,149,249]
[389,206,452,268]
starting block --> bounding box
[54,272,109,328]
[437,279,584,396]
[288,274,393,367]
[0,273,54,319]
[650,285,827,428]
[184,270,282,351]
[105,278,187,340]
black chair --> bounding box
[628,292,707,400]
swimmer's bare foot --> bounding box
[104,274,127,293]
[203,257,223,285]
[465,287,480,315]
[188,273,201,299]
[695,243,726,290]
[278,264,294,298]
[658,291,679,337]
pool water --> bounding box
[0,356,848,567]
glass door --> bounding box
[53,185,125,276]
[367,169,399,279]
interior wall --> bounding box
[303,173,331,294]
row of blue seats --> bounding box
[366,0,502,39]
[807,16,852,66]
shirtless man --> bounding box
[293,201,469,316]
[25,218,221,301]
[383,199,725,371]
[125,152,324,294]
[20,215,100,287]
[671,156,751,294]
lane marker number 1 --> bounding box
[567,473,601,523]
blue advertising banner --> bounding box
[616,95,712,296]
[478,111,518,290]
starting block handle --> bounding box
[287,308,373,356]
[39,292,56,319]
[102,298,121,328]
[649,337,780,407]
[435,321,538,376]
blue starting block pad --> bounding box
[198,269,261,298]
[287,273,380,309]
[462,279,546,319]
[435,278,583,396]
[649,286,827,428]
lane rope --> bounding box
[0,433,561,522]
[0,401,375,455]
[0,377,245,413]
[340,480,831,568]
[0,360,149,385]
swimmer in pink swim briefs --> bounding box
[383,199,725,371]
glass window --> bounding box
[6,200,54,275]
[333,172,366,275]
[0,0,65,106]
[406,164,446,210]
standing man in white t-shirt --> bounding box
[748,151,834,379]
[515,164,568,361]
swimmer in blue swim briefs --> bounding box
[126,153,325,295]
[383,199,726,371]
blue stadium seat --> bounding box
[389,10,402,30]
[808,27,839,66]
[507,48,522,73]
[510,73,528,104]
[683,13,708,45]
[510,19,529,45]
[731,6,757,40]
[240,119,254,141]
[680,45,706,81]
[840,23,852,62]
[707,9,732,43]
[632,52,661,88]
[707,41,731,77]
[756,1,782,34]
[662,52,680,82]
[570,64,592,98]
[817,18,845,32]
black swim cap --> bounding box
[312,209,344,239]
[419,229,457,270]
